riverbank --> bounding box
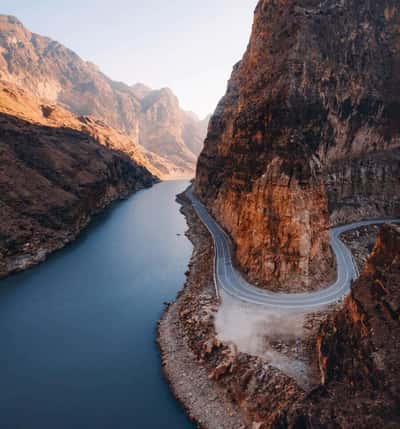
[1,180,155,279]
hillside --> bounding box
[0,79,157,277]
[0,15,208,178]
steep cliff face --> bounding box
[277,223,400,427]
[0,80,157,278]
[196,0,400,291]
[0,15,208,178]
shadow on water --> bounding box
[0,180,195,429]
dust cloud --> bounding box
[215,292,311,385]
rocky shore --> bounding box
[158,191,247,428]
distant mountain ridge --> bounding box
[0,14,208,178]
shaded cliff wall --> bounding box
[196,0,400,291]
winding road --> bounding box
[187,187,399,310]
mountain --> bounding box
[138,87,203,174]
[0,15,208,178]
[0,79,157,278]
[131,83,152,100]
[195,0,400,292]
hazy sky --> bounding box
[2,0,257,118]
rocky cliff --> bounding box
[0,80,157,278]
[0,15,208,178]
[195,0,400,291]
[277,223,400,427]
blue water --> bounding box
[0,181,195,429]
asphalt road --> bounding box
[187,187,399,309]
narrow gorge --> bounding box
[0,14,210,277]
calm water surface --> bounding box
[0,181,195,429]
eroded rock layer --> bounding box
[195,0,400,291]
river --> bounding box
[0,181,195,428]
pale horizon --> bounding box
[2,0,257,118]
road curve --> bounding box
[187,187,399,310]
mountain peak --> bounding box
[0,14,28,39]
[131,83,152,100]
[0,15,23,25]
[159,87,174,96]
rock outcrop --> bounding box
[195,0,400,291]
[0,80,157,278]
[0,15,208,178]
[277,223,400,428]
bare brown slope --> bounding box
[0,15,208,178]
[0,80,178,179]
[0,82,156,278]
[195,0,400,291]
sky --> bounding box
[2,0,257,118]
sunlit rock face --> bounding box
[196,0,400,291]
[0,15,209,179]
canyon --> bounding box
[0,1,399,428]
[195,0,400,292]
[0,14,209,179]
[0,13,210,277]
